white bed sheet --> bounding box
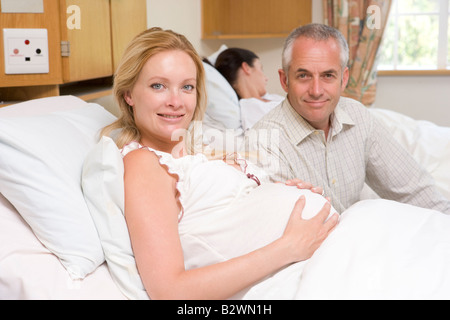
[243,199,450,300]
[0,192,125,300]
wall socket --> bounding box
[3,28,49,74]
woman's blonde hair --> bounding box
[101,27,207,149]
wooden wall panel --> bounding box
[110,0,147,72]
[202,0,312,39]
[59,0,113,83]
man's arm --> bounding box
[365,117,450,214]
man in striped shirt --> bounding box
[247,24,450,214]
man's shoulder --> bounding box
[338,96,368,111]
[337,96,373,124]
[251,100,287,130]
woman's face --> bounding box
[125,50,197,151]
[248,59,268,97]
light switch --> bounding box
[3,28,49,74]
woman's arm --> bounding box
[124,149,338,300]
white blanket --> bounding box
[243,199,450,300]
[240,93,285,131]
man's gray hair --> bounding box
[282,23,350,73]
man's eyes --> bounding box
[296,73,337,80]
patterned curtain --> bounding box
[323,0,392,106]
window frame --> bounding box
[377,0,450,75]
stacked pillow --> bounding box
[0,96,116,279]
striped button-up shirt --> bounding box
[246,97,450,214]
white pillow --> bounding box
[0,95,85,117]
[0,101,116,279]
[206,44,228,66]
[82,136,149,300]
[203,61,241,131]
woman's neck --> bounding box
[234,78,262,100]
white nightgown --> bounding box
[121,141,333,299]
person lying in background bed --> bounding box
[99,27,450,300]
[213,48,284,130]
[247,23,450,214]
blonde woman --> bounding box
[103,27,338,300]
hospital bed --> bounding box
[1,66,449,299]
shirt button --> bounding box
[332,179,337,185]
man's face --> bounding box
[279,37,349,133]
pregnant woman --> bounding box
[101,27,338,299]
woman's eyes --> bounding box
[150,83,164,90]
[150,83,195,91]
[183,84,195,91]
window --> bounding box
[378,0,450,71]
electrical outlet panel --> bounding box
[3,28,49,74]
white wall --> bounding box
[375,75,450,127]
[147,0,450,127]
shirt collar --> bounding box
[282,97,356,144]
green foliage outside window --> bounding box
[378,0,449,70]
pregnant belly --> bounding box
[179,183,336,269]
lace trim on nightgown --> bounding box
[121,141,204,222]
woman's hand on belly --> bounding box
[279,195,339,263]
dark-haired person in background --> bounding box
[214,48,284,130]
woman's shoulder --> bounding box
[123,147,164,177]
[121,142,171,171]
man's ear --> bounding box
[341,67,350,90]
[278,69,289,93]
